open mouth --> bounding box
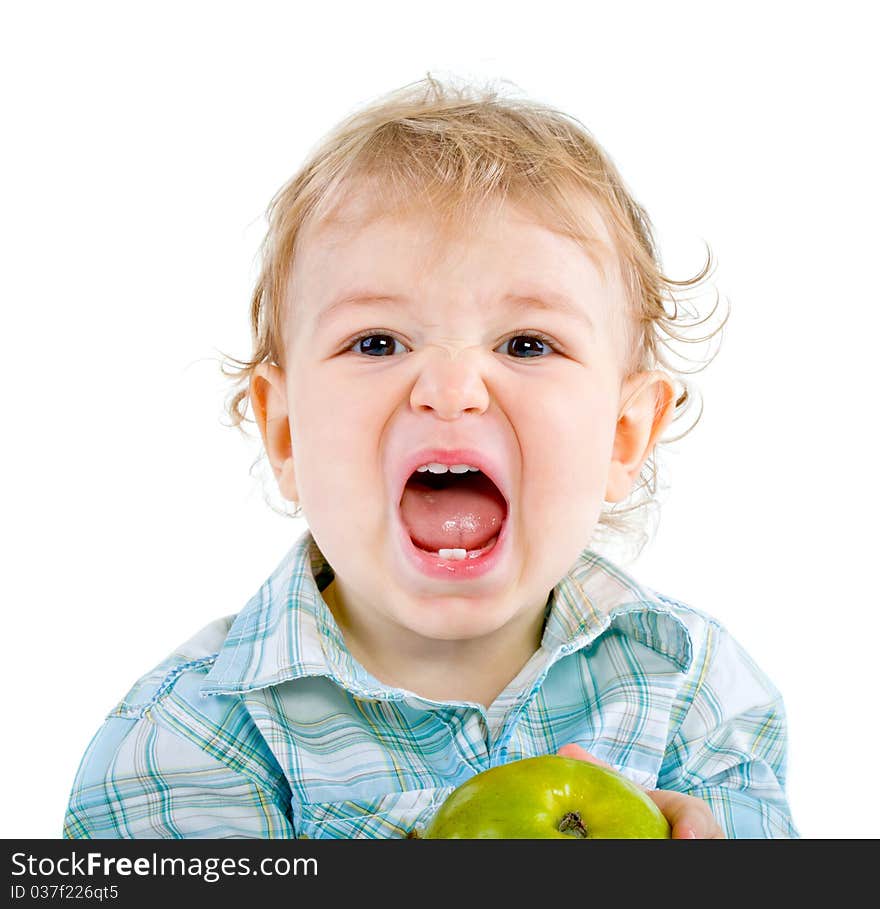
[398,466,509,561]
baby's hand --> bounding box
[557,743,725,840]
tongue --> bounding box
[399,472,506,552]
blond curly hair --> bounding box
[220,74,728,564]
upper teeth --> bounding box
[416,462,480,474]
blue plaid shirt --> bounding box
[63,528,798,839]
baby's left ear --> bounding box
[605,371,677,503]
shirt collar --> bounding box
[201,528,692,698]
[545,549,692,671]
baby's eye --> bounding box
[496,333,554,359]
[350,333,407,357]
[347,331,556,359]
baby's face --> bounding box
[262,190,664,644]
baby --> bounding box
[63,76,798,839]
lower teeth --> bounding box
[432,534,499,560]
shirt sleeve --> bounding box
[62,663,294,839]
[656,620,799,838]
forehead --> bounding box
[298,179,616,267]
[287,182,628,341]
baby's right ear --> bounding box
[249,364,298,503]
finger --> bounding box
[647,789,725,840]
[672,821,725,840]
[557,743,614,770]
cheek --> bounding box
[520,393,617,504]
[288,370,392,512]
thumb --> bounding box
[557,743,614,771]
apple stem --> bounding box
[558,811,588,838]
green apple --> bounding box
[424,755,671,839]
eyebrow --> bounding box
[318,289,596,334]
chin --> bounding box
[394,597,520,643]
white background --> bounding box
[3,1,877,839]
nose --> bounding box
[409,346,491,420]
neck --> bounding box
[321,580,548,710]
